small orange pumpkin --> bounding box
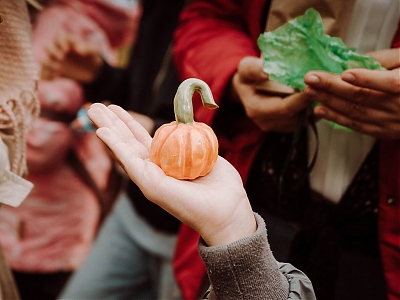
[149,78,219,180]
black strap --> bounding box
[278,108,319,201]
[39,108,76,124]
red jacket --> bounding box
[173,1,400,299]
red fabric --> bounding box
[35,0,140,67]
[173,225,206,300]
[379,20,400,300]
[54,0,140,48]
[173,0,265,182]
[379,140,400,300]
[391,20,400,48]
[173,2,266,298]
[173,1,400,299]
[0,0,141,273]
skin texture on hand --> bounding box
[231,56,313,132]
[128,111,155,135]
[87,103,257,246]
[304,48,400,140]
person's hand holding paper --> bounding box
[257,8,385,131]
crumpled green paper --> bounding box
[257,8,384,130]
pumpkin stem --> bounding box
[174,78,218,124]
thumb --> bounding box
[237,56,269,83]
[366,48,400,70]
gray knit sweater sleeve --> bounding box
[198,213,316,300]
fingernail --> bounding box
[306,75,319,84]
[342,72,356,82]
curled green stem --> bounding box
[174,78,218,124]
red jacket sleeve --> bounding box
[378,20,400,300]
[172,2,264,299]
[173,0,265,183]
[173,0,260,126]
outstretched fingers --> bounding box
[304,70,400,139]
[341,68,400,94]
[88,103,170,192]
[304,71,394,109]
[87,103,149,158]
[94,126,144,174]
[107,105,153,150]
[366,48,400,70]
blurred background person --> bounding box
[172,1,400,299]
[41,0,187,299]
[0,1,139,299]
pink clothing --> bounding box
[33,0,140,66]
[0,166,100,272]
[0,0,140,272]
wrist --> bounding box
[203,201,257,246]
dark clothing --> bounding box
[174,0,389,297]
[247,130,387,300]
[84,0,186,234]
[13,271,72,300]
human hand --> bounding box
[87,103,256,246]
[304,48,400,140]
[40,33,103,83]
[231,56,313,132]
[127,111,155,135]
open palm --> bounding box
[87,103,256,246]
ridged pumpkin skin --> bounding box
[149,78,219,180]
[149,121,218,179]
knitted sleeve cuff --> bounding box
[198,213,290,300]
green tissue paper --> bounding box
[257,8,384,130]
